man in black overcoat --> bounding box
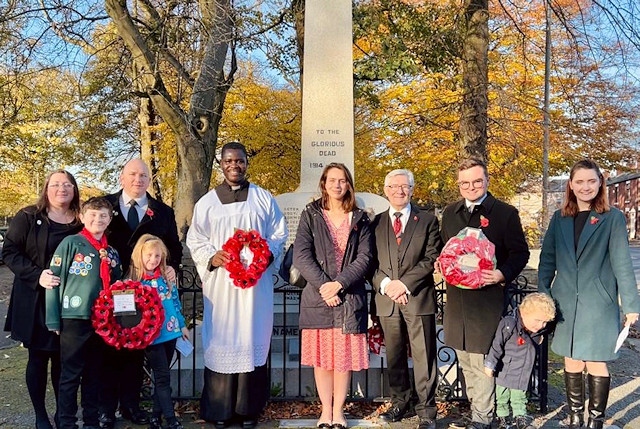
[371,169,442,429]
[440,158,529,429]
[98,158,182,428]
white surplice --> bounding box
[186,184,288,373]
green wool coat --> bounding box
[538,207,640,361]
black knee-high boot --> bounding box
[586,374,610,429]
[565,370,585,428]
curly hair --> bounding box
[519,292,556,321]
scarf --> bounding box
[79,228,111,291]
[142,267,162,281]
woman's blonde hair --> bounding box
[128,234,170,289]
[519,292,556,321]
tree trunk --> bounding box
[292,0,305,80]
[104,0,236,238]
[136,80,163,202]
[459,0,489,161]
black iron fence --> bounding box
[171,267,548,411]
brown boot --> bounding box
[565,370,585,428]
[586,374,610,429]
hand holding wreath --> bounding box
[222,229,272,289]
[437,227,497,290]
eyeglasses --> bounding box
[457,178,485,190]
[385,184,412,192]
[48,183,75,189]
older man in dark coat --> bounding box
[440,158,529,429]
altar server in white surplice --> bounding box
[186,142,288,428]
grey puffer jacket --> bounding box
[293,199,373,334]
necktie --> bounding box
[468,204,475,213]
[127,199,139,230]
[393,212,402,245]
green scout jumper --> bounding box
[45,234,122,331]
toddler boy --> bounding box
[46,197,122,429]
[484,293,556,429]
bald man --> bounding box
[98,159,182,428]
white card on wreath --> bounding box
[112,290,136,316]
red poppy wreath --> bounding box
[222,229,272,289]
[92,279,165,350]
[437,227,496,290]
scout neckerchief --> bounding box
[142,267,162,281]
[79,228,111,291]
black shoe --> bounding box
[149,416,163,429]
[495,416,511,429]
[514,415,535,429]
[242,419,257,429]
[449,418,469,429]
[417,417,436,429]
[214,421,228,429]
[465,422,491,429]
[379,405,409,422]
[35,418,54,429]
[166,420,184,429]
[120,407,150,425]
[98,413,115,429]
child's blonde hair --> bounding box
[128,234,170,289]
[519,292,556,321]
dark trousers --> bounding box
[146,339,177,419]
[200,365,269,421]
[379,311,438,419]
[58,319,103,429]
[99,346,145,415]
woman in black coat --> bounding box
[3,170,82,429]
[293,163,373,429]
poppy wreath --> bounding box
[367,321,384,355]
[222,229,272,289]
[438,227,497,290]
[367,320,412,357]
[92,279,165,350]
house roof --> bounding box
[607,172,640,185]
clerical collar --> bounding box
[215,180,250,204]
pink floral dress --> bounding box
[300,210,369,372]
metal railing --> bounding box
[169,267,548,411]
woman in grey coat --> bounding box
[538,159,640,429]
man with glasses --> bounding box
[371,169,442,429]
[441,158,529,429]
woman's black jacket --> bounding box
[293,199,373,334]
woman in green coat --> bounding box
[539,159,640,429]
